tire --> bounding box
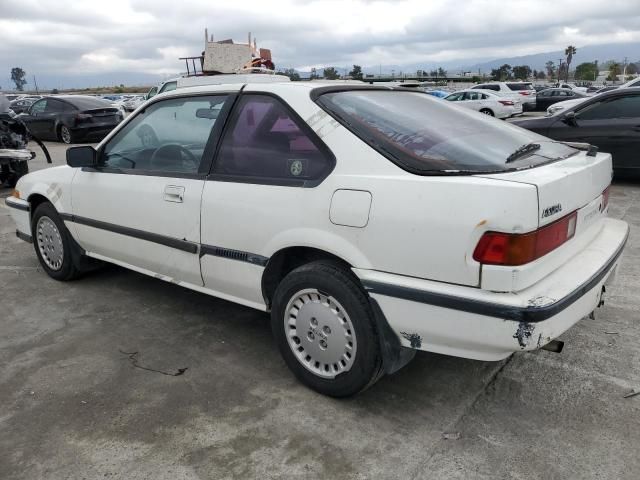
[271,261,383,397]
[479,108,494,116]
[6,160,29,188]
[31,202,82,281]
[58,125,74,144]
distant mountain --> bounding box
[464,42,640,73]
[0,71,169,92]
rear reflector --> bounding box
[473,211,578,266]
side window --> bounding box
[487,85,500,91]
[30,99,47,114]
[578,95,640,120]
[481,93,490,100]
[45,99,68,113]
[445,93,463,101]
[101,95,228,174]
[159,81,177,94]
[464,92,481,101]
[214,94,334,184]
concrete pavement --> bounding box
[1,142,639,479]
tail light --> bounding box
[498,100,514,106]
[473,211,577,266]
[602,186,611,210]
[519,91,531,95]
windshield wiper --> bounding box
[505,142,541,163]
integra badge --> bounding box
[542,203,562,218]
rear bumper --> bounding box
[355,218,629,361]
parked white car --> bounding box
[555,83,588,94]
[470,81,536,110]
[445,89,522,118]
[5,80,629,397]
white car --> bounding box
[444,89,522,118]
[546,97,589,116]
[5,80,629,397]
[554,83,588,94]
[470,82,536,110]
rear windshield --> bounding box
[315,90,577,174]
[62,96,115,111]
[507,83,534,91]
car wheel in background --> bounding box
[59,125,74,144]
[271,261,383,397]
[479,108,494,116]
[31,202,82,281]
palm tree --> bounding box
[564,45,577,82]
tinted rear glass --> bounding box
[507,83,534,91]
[316,90,576,174]
[60,96,114,111]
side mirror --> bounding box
[66,146,97,168]
[562,111,577,126]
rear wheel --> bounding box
[31,202,82,281]
[58,125,74,144]
[479,108,494,116]
[271,261,383,397]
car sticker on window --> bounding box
[288,158,307,177]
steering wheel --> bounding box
[149,143,199,171]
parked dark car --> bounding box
[511,87,640,175]
[533,88,587,111]
[19,96,122,144]
[9,98,35,114]
[594,86,618,95]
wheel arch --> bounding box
[27,193,51,219]
[261,246,354,309]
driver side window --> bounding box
[101,95,228,174]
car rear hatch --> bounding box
[476,149,612,291]
[79,108,121,125]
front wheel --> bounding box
[59,125,74,144]
[479,108,494,116]
[271,261,383,397]
[31,202,82,281]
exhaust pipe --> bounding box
[541,340,564,353]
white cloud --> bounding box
[1,0,639,85]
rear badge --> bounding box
[542,203,562,218]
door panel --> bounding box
[70,92,237,285]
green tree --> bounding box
[626,63,638,75]
[281,68,301,81]
[309,67,319,80]
[564,45,577,82]
[429,69,438,77]
[437,67,447,77]
[536,70,546,80]
[607,62,621,81]
[10,67,27,91]
[545,61,556,79]
[491,64,512,81]
[574,62,598,81]
[323,67,340,80]
[512,65,532,80]
[349,64,363,80]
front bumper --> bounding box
[355,218,629,361]
[5,197,31,241]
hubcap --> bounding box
[36,216,64,270]
[284,289,357,379]
[61,127,71,143]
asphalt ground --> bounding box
[1,141,639,479]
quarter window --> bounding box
[214,95,333,183]
[101,95,228,174]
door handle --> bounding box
[164,185,185,203]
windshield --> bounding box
[316,90,576,174]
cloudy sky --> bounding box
[1,0,640,87]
